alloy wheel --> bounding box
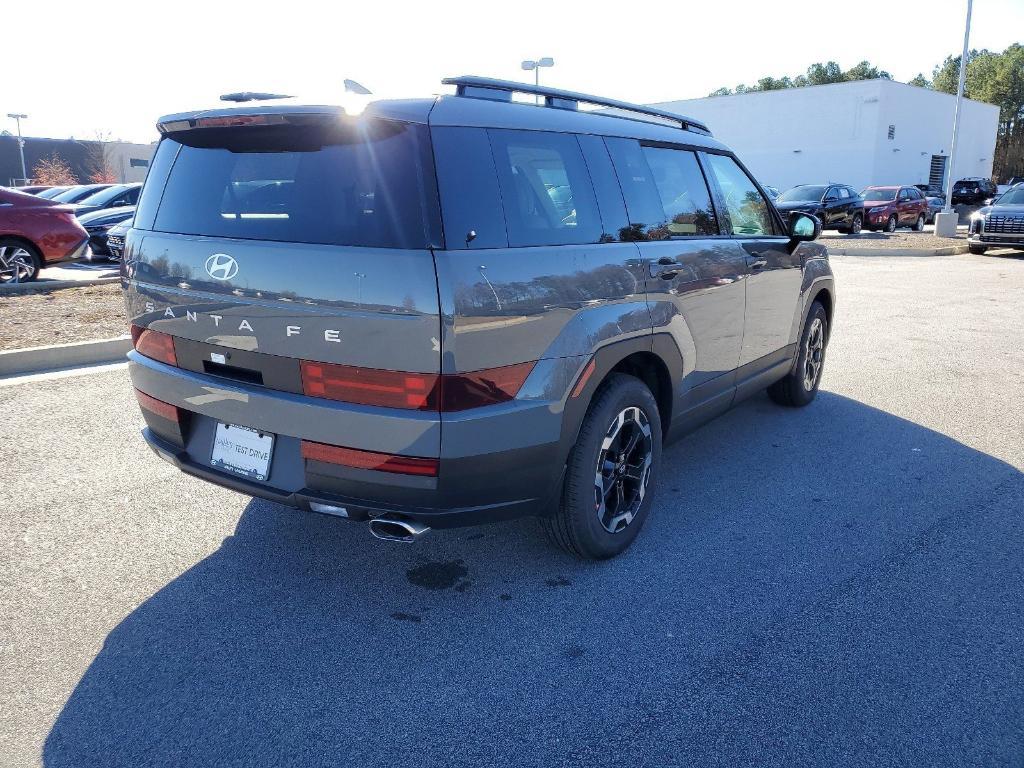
[851,215,862,234]
[594,406,653,534]
[803,317,825,391]
[0,245,36,283]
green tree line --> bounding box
[710,45,1024,180]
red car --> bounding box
[0,187,89,283]
[860,185,930,232]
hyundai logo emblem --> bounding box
[205,253,239,281]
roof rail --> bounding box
[441,76,712,136]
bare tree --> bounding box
[85,131,119,183]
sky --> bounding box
[4,0,1023,145]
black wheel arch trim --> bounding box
[555,334,683,488]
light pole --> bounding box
[935,0,973,237]
[7,113,28,185]
[521,58,554,103]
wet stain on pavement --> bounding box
[545,576,572,588]
[406,560,469,591]
[390,612,422,623]
[564,645,586,659]
[499,594,512,601]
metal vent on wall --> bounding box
[930,155,947,190]
[887,124,896,140]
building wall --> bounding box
[1,137,156,186]
[105,142,157,183]
[648,79,999,193]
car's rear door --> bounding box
[604,137,747,404]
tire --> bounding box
[913,214,925,232]
[968,244,988,255]
[543,373,663,560]
[848,214,863,235]
[0,238,41,283]
[884,215,898,233]
[768,301,828,408]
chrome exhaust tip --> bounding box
[368,516,431,543]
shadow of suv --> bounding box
[124,76,834,559]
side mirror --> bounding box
[788,211,821,242]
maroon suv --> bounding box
[861,186,930,232]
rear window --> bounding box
[147,119,440,249]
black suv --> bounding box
[775,184,864,234]
[952,177,997,206]
[124,76,835,559]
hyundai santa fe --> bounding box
[124,76,835,559]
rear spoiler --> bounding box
[157,105,346,134]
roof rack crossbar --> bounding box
[441,76,712,136]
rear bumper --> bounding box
[130,353,567,527]
[45,237,89,265]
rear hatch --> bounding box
[125,110,446,479]
[125,110,443,378]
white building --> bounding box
[648,79,1000,193]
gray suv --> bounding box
[124,76,834,559]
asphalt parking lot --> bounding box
[2,252,1023,767]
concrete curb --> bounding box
[1,277,120,294]
[0,337,131,378]
[828,244,970,257]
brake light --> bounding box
[301,440,438,477]
[195,115,285,128]
[135,389,180,423]
[299,360,536,411]
[131,325,177,366]
[300,361,439,410]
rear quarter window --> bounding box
[488,129,604,248]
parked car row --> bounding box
[0,181,141,281]
[767,176,1006,235]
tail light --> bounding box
[135,389,180,423]
[131,324,177,366]
[440,361,536,411]
[301,439,438,477]
[299,360,535,412]
[300,361,439,410]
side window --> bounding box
[127,186,141,205]
[605,138,718,240]
[824,186,838,200]
[838,187,850,199]
[898,188,910,201]
[488,129,603,248]
[432,127,508,250]
[703,153,776,236]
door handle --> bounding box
[747,256,768,270]
[650,257,680,279]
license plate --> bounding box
[210,423,275,481]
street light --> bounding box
[935,0,973,237]
[7,113,28,185]
[521,57,554,103]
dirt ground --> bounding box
[0,283,128,351]
[819,228,966,251]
